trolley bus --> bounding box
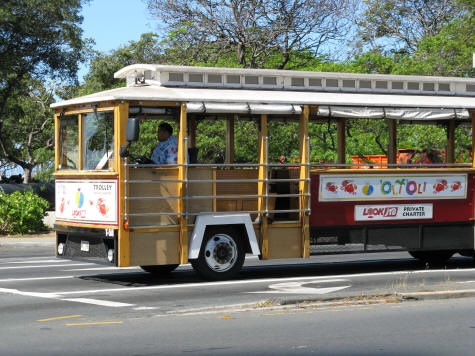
[52,65,475,279]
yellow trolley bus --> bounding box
[52,65,475,279]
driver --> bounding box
[151,122,178,164]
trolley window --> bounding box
[82,111,114,170]
[58,115,79,170]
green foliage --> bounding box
[234,121,259,163]
[347,52,399,74]
[0,0,86,84]
[392,16,475,77]
[0,77,55,182]
[356,0,465,52]
[346,119,389,159]
[309,123,338,163]
[0,0,88,181]
[33,165,55,183]
[398,124,447,152]
[0,191,49,234]
[79,33,164,95]
[196,120,226,163]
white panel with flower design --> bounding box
[319,174,467,202]
[55,179,118,226]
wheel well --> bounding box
[203,224,252,254]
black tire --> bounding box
[408,250,454,265]
[140,264,179,274]
[191,226,245,280]
[458,250,474,257]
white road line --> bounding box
[0,257,60,265]
[55,275,344,296]
[0,276,75,282]
[0,263,92,270]
[61,267,139,272]
[1,260,71,264]
[0,287,60,299]
[61,298,134,308]
[133,306,159,310]
[54,267,475,297]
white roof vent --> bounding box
[114,64,475,97]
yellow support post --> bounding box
[388,119,397,165]
[472,111,475,169]
[299,105,310,258]
[116,101,130,267]
[225,115,235,164]
[178,103,189,264]
[447,119,455,164]
[78,114,83,170]
[337,118,346,164]
[258,114,268,259]
[54,113,60,171]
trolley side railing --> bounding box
[123,136,311,228]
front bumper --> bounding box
[55,225,117,266]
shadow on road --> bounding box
[78,256,475,288]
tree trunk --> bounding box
[23,167,32,184]
[237,42,246,66]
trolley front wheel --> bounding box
[141,264,179,274]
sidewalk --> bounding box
[0,231,55,247]
[0,211,56,247]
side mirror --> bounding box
[126,117,140,142]
[120,118,140,158]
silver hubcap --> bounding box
[204,234,237,272]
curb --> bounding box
[0,237,55,247]
[398,289,475,300]
[158,290,475,317]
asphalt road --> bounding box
[1,247,475,355]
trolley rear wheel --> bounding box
[191,226,245,280]
[408,250,454,265]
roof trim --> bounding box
[51,85,475,110]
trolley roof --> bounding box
[52,64,475,114]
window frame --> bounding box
[57,114,80,171]
[55,105,116,173]
[81,110,115,171]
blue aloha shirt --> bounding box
[151,135,178,164]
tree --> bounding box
[392,14,474,77]
[145,0,351,69]
[356,0,467,53]
[0,0,88,182]
[79,33,165,95]
[1,78,56,183]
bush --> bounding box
[0,190,49,234]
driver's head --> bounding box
[157,122,173,142]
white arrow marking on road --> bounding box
[0,287,135,307]
[61,298,134,308]
[249,279,350,294]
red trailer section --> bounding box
[310,170,475,226]
[309,170,475,254]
